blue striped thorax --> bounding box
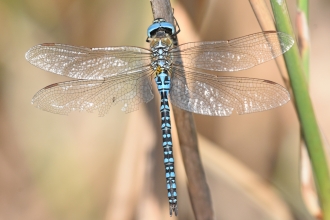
[150,36,173,77]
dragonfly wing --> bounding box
[169,68,290,116]
[32,67,154,116]
[171,31,294,72]
[26,44,151,80]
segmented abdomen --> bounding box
[155,71,178,216]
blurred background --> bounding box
[0,0,329,219]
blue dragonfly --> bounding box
[25,18,294,216]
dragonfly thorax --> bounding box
[150,36,173,76]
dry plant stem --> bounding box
[150,0,173,23]
[270,1,330,219]
[173,109,214,220]
[150,0,214,219]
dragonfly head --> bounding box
[147,18,175,40]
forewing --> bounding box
[32,68,154,116]
[169,68,290,116]
[26,43,151,80]
[171,31,294,72]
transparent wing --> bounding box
[169,67,290,116]
[32,67,154,116]
[26,43,151,80]
[170,31,294,72]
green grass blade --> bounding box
[270,1,330,219]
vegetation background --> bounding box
[0,0,329,219]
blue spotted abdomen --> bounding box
[154,71,178,216]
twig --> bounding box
[149,0,214,219]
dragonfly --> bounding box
[25,18,294,216]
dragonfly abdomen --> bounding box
[155,71,178,216]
